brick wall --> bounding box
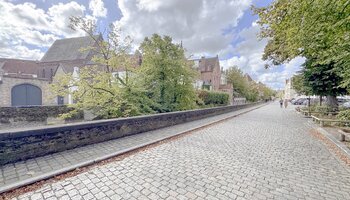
[0,102,262,165]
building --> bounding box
[191,56,233,103]
[192,56,221,91]
[1,35,234,107]
[0,35,102,107]
[0,59,55,106]
[284,78,297,100]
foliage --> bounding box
[303,60,347,97]
[337,110,350,121]
[257,83,274,100]
[245,87,259,102]
[225,66,273,102]
[51,66,159,119]
[314,105,334,113]
[197,90,229,106]
[253,0,350,70]
[254,0,350,106]
[303,59,347,108]
[226,67,249,96]
[292,74,311,96]
[139,34,198,112]
[51,17,157,119]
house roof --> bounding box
[0,58,44,79]
[41,35,100,63]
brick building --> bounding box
[191,56,233,103]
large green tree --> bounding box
[226,67,260,102]
[303,59,347,107]
[254,0,349,67]
[291,74,310,96]
[226,67,248,96]
[51,17,157,119]
[139,34,198,112]
[254,0,350,106]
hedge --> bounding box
[197,90,229,106]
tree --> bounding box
[303,59,347,108]
[253,0,350,107]
[254,0,349,67]
[292,74,311,96]
[139,34,198,112]
[51,17,157,119]
[226,67,248,96]
[226,67,261,102]
[259,84,274,101]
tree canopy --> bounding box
[254,0,350,107]
[254,0,349,69]
[225,66,273,102]
[51,19,200,119]
[139,34,198,112]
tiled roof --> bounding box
[41,35,100,62]
[0,58,43,79]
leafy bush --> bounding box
[314,105,334,113]
[337,110,350,121]
[197,90,229,106]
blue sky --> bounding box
[0,0,304,89]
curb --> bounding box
[0,103,267,194]
[316,127,350,160]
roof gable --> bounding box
[41,35,101,63]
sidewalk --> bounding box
[0,104,265,194]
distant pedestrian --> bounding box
[279,99,283,108]
[284,99,288,108]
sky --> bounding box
[0,0,305,89]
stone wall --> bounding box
[0,106,82,130]
[0,76,56,107]
[0,103,262,165]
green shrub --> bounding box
[337,110,350,121]
[197,90,229,106]
[314,105,333,113]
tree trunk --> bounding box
[319,96,322,106]
[326,95,338,110]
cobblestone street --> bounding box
[11,103,350,199]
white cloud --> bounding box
[0,0,86,59]
[115,0,303,89]
[89,0,107,18]
[0,45,44,60]
[116,0,252,55]
[220,22,305,89]
[48,2,86,36]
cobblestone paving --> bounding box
[12,103,350,199]
[0,105,260,193]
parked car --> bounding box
[293,98,307,105]
[302,99,310,105]
[337,98,348,104]
[341,101,350,109]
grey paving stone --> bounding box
[1,105,260,193]
[6,103,350,200]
